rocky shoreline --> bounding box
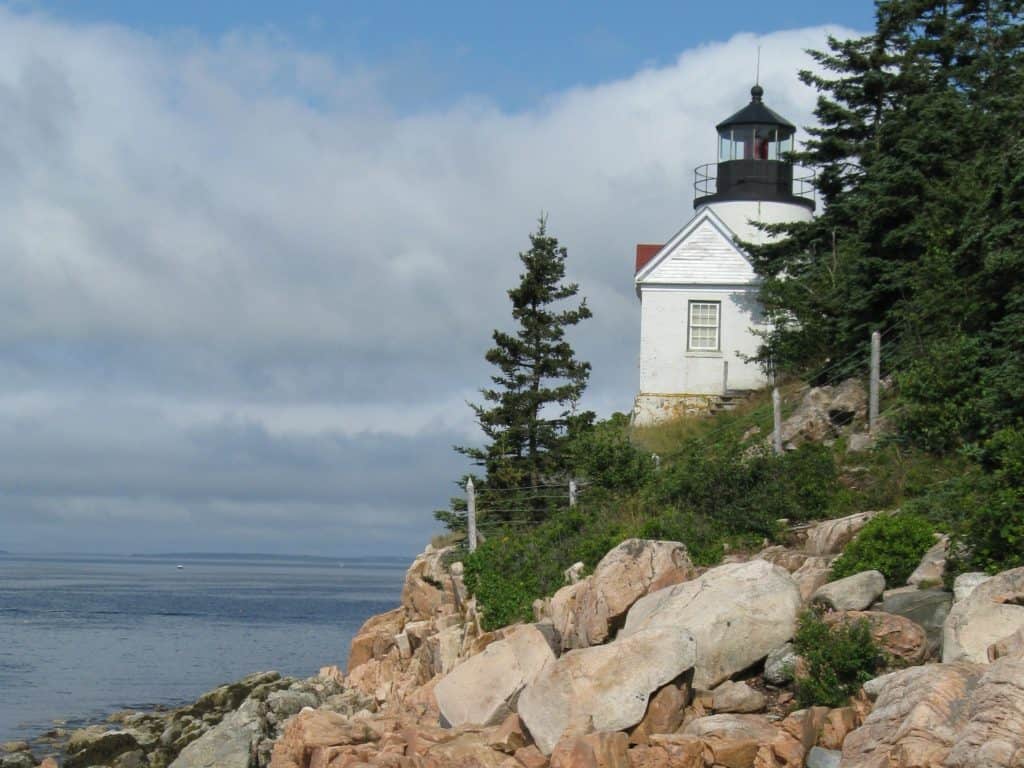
[4,520,1024,768]
[0,668,377,768]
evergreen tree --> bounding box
[457,217,593,518]
[746,0,1024,443]
[730,0,1024,576]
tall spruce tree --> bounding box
[458,217,593,517]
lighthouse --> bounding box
[632,85,814,426]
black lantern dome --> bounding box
[694,85,814,210]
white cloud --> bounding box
[0,8,854,554]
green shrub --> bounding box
[645,442,762,532]
[953,485,1024,575]
[793,610,886,708]
[945,428,1024,577]
[981,426,1024,479]
[645,441,836,540]
[462,530,562,630]
[569,413,654,493]
[774,444,841,522]
[896,335,986,453]
[461,505,641,630]
[830,512,935,585]
[637,509,728,566]
[900,473,985,532]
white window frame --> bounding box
[688,300,721,351]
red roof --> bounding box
[635,244,662,273]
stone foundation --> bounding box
[631,393,718,426]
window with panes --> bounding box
[688,301,720,351]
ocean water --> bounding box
[0,553,407,744]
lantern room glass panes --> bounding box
[688,301,720,351]
[719,133,733,163]
[777,133,794,157]
[718,130,743,161]
[717,126,795,161]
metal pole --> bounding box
[772,387,783,455]
[722,360,729,395]
[466,478,477,553]
[869,331,881,433]
[569,479,577,508]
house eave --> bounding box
[633,207,752,286]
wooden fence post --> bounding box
[772,387,783,455]
[466,478,477,553]
[869,330,881,433]
[569,479,578,508]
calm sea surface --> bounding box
[0,553,407,744]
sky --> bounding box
[0,1,875,557]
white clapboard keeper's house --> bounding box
[632,84,814,426]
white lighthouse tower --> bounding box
[632,85,814,426]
